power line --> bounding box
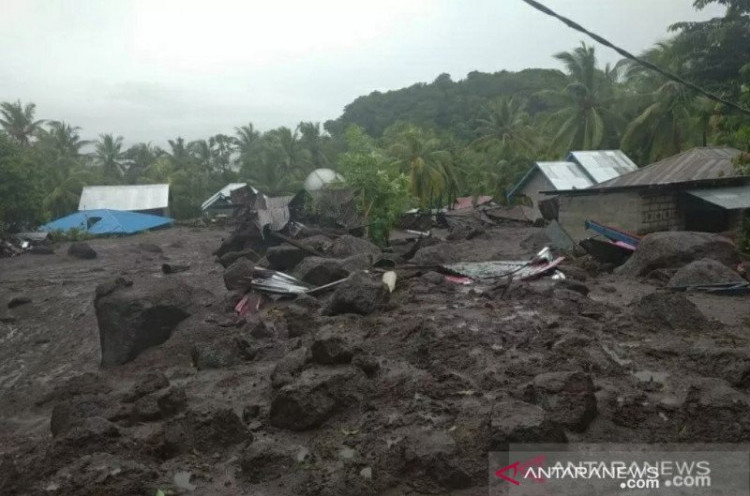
[520,0,750,117]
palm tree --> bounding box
[123,142,160,183]
[0,100,45,145]
[621,41,704,162]
[94,134,125,180]
[540,43,621,153]
[472,96,537,152]
[387,126,456,208]
[298,121,329,168]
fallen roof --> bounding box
[687,184,750,210]
[78,184,170,211]
[566,150,639,183]
[41,209,173,235]
[453,196,493,210]
[201,183,255,211]
[592,147,743,189]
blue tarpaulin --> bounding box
[41,209,173,235]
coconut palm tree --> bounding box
[472,96,537,153]
[540,43,621,153]
[0,100,45,145]
[387,126,456,208]
[94,134,125,180]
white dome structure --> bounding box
[304,168,344,192]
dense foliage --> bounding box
[1,0,748,239]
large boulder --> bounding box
[269,366,364,430]
[411,243,460,266]
[632,292,709,330]
[521,371,597,432]
[616,231,740,277]
[223,258,255,291]
[323,272,390,316]
[668,258,745,287]
[94,278,203,366]
[330,235,380,258]
[490,398,566,447]
[68,242,97,260]
[294,257,350,286]
[266,245,309,271]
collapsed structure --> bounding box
[78,184,171,217]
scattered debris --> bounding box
[442,247,564,282]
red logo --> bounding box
[495,455,547,485]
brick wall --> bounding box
[639,193,681,233]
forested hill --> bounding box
[325,69,567,140]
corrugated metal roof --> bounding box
[78,184,170,211]
[201,183,252,211]
[687,185,750,210]
[596,147,743,189]
[537,161,595,190]
[567,150,639,183]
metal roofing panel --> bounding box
[536,161,595,190]
[687,185,750,210]
[567,150,639,183]
[78,184,170,211]
[201,183,250,211]
[596,147,742,189]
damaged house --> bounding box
[507,150,638,220]
[548,147,749,241]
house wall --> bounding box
[557,190,643,240]
[639,193,681,233]
[517,172,556,221]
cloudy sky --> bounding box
[1,0,724,145]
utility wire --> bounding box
[520,0,750,117]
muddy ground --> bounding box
[2,225,750,495]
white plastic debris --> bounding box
[382,271,397,293]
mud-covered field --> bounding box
[2,224,750,495]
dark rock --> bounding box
[294,257,350,286]
[270,347,309,388]
[412,244,460,266]
[132,395,162,421]
[38,373,112,406]
[668,258,745,287]
[282,304,315,338]
[137,243,162,253]
[560,265,588,282]
[29,245,54,255]
[294,293,321,310]
[405,430,472,490]
[555,279,590,296]
[352,353,380,377]
[267,245,308,271]
[300,234,333,253]
[162,408,251,457]
[123,372,169,402]
[67,242,97,259]
[421,271,445,285]
[490,399,566,447]
[50,395,109,436]
[191,335,257,369]
[617,231,740,277]
[311,329,353,365]
[223,258,255,291]
[269,366,364,430]
[218,248,260,268]
[94,278,201,366]
[341,253,376,272]
[242,404,262,422]
[522,371,597,432]
[240,440,296,483]
[247,315,273,339]
[632,292,709,330]
[7,296,31,308]
[95,276,133,299]
[446,224,484,241]
[156,387,188,417]
[323,272,389,316]
[62,416,120,443]
[330,235,380,258]
[680,378,750,442]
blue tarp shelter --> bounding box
[41,209,173,235]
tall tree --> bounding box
[0,100,45,145]
[540,43,621,153]
[298,121,330,168]
[472,96,537,152]
[387,125,456,208]
[94,134,125,180]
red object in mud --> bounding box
[235,292,263,316]
[444,275,473,285]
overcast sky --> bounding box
[1,0,725,146]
